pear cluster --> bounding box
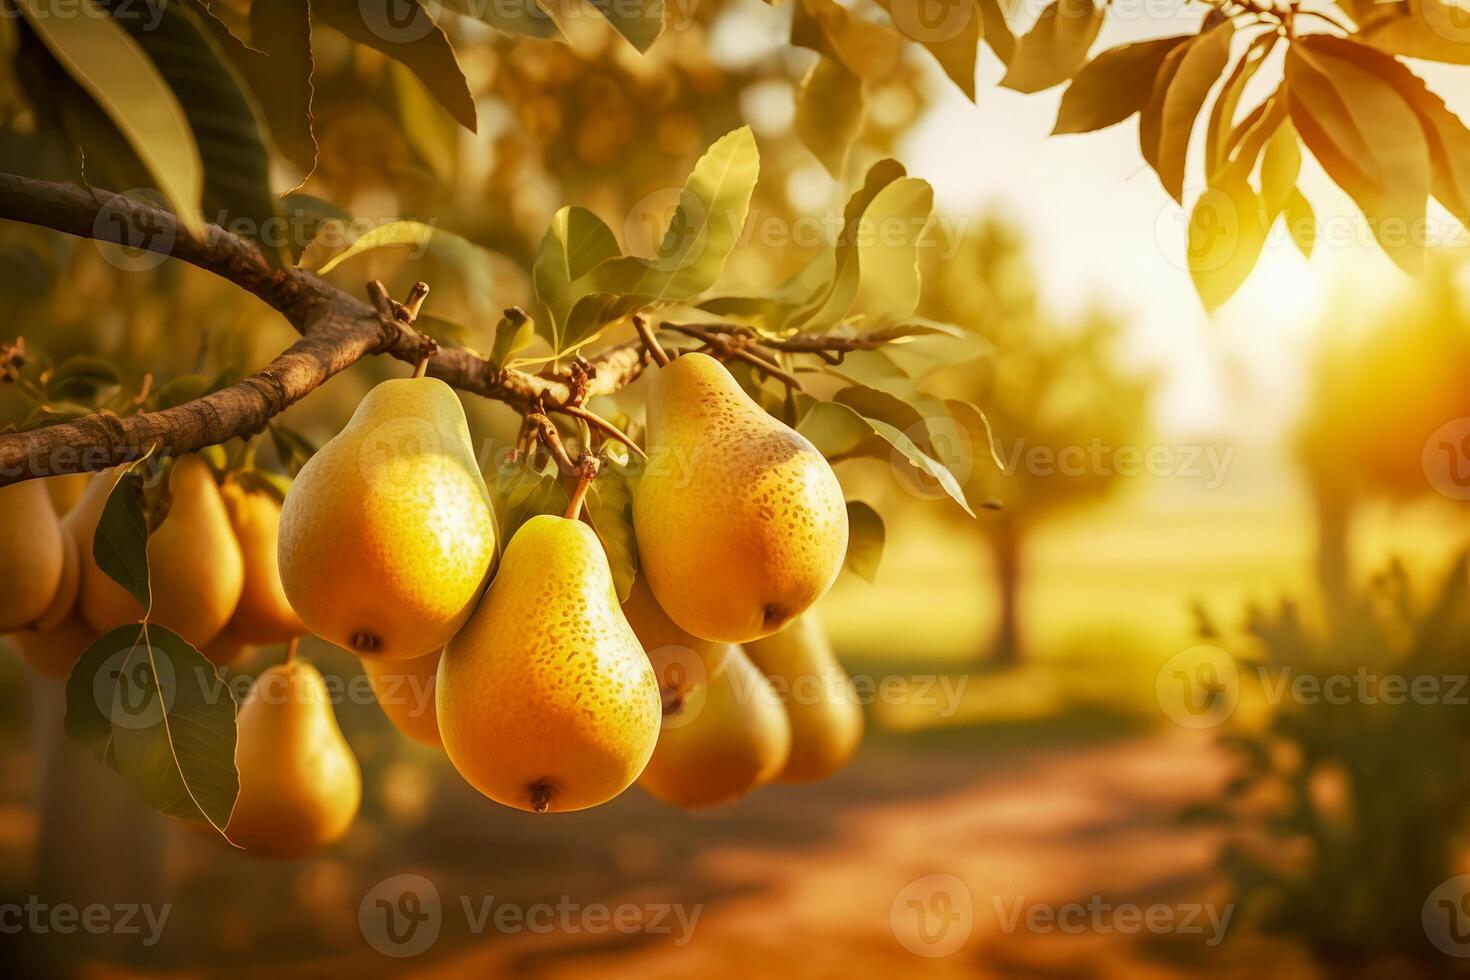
[4,348,867,855]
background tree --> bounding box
[921,220,1153,663]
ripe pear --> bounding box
[45,473,90,515]
[79,456,245,649]
[0,480,67,633]
[8,614,96,679]
[226,660,362,858]
[623,578,790,808]
[438,515,660,812]
[362,649,443,747]
[218,481,304,644]
[634,352,848,644]
[743,612,863,783]
[278,378,497,660]
[32,510,80,632]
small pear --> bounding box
[623,578,790,808]
[0,480,67,633]
[226,660,362,858]
[438,515,660,812]
[743,612,863,783]
[45,473,90,515]
[8,614,96,679]
[80,456,245,649]
[278,378,497,660]
[32,512,80,632]
[634,352,848,644]
[362,650,443,747]
[219,481,304,644]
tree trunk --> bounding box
[1312,485,1353,623]
[990,516,1023,665]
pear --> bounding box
[32,511,80,632]
[362,649,443,747]
[80,456,245,649]
[278,378,497,660]
[633,352,848,644]
[8,615,96,679]
[0,480,67,633]
[623,578,790,808]
[218,481,304,644]
[226,660,362,858]
[438,515,660,812]
[45,473,90,515]
[743,612,863,783]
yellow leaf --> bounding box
[999,0,1103,94]
[1188,176,1267,311]
[1149,21,1235,203]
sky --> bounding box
[897,9,1470,441]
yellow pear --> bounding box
[8,614,96,679]
[438,515,660,812]
[226,660,362,858]
[80,456,245,649]
[219,481,304,644]
[45,473,90,515]
[743,612,863,783]
[362,649,443,747]
[278,378,496,660]
[633,352,848,644]
[623,578,790,808]
[0,480,67,633]
[32,510,80,632]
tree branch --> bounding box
[0,174,649,484]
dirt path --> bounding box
[407,730,1315,979]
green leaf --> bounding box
[1146,21,1234,204]
[793,158,908,330]
[1187,174,1267,311]
[871,0,981,99]
[495,466,567,542]
[311,221,494,292]
[16,0,203,236]
[150,373,212,411]
[268,423,317,476]
[1054,35,1191,135]
[1321,33,1470,230]
[862,416,976,516]
[998,0,1103,94]
[795,56,864,178]
[1362,0,1470,66]
[440,0,562,40]
[312,0,476,132]
[585,464,639,602]
[792,0,904,82]
[65,624,239,828]
[843,500,884,583]
[1284,189,1317,259]
[48,355,120,402]
[93,461,151,610]
[797,397,873,458]
[392,61,460,185]
[103,0,283,263]
[588,0,664,52]
[835,382,932,452]
[1206,32,1278,177]
[945,398,1007,472]
[490,309,537,366]
[583,126,759,303]
[1286,37,1431,275]
[853,177,934,325]
[1260,120,1301,221]
[533,206,622,350]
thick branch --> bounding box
[0,175,649,484]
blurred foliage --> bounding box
[1195,554,1470,958]
[916,218,1154,658]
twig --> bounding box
[558,404,648,460]
[563,451,601,521]
[633,314,670,367]
[527,412,577,475]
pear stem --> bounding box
[413,356,431,379]
[633,314,670,367]
[563,452,601,521]
[284,636,299,665]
